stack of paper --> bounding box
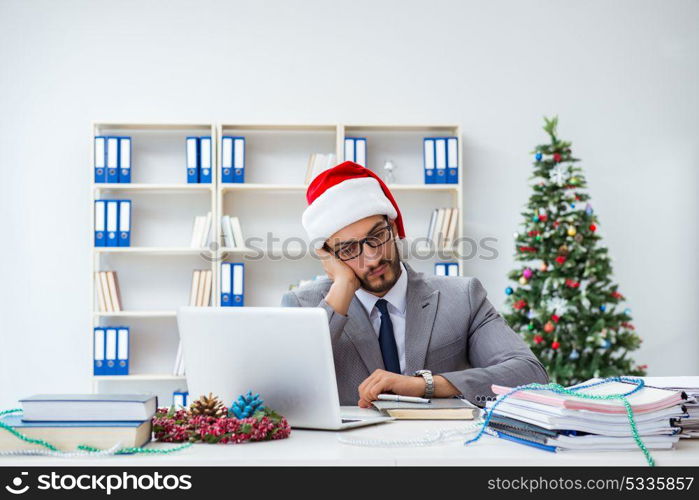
[642,376,699,438]
[485,379,687,452]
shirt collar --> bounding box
[355,262,408,316]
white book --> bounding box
[426,209,438,242]
[221,215,235,248]
[201,270,212,307]
[230,217,244,249]
[432,208,445,247]
[445,208,459,247]
[190,216,203,248]
[98,272,112,312]
[95,272,107,312]
[195,269,206,307]
[199,212,212,248]
[440,208,453,247]
[189,270,201,307]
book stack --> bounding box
[221,215,245,249]
[95,271,122,312]
[485,378,687,452]
[304,153,337,184]
[190,212,212,248]
[643,377,699,438]
[372,398,479,420]
[0,395,156,451]
[426,207,459,248]
[189,269,212,307]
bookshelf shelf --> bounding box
[92,122,463,404]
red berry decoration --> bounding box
[551,341,561,350]
[553,153,562,162]
[589,224,597,232]
[513,299,528,310]
[544,321,555,333]
[538,214,548,222]
[552,220,560,228]
[551,314,560,323]
[555,256,566,265]
[533,335,544,344]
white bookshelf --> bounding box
[91,122,464,402]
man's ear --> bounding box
[389,217,399,239]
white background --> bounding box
[0,0,697,408]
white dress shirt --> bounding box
[354,262,408,374]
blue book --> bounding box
[199,136,212,183]
[105,200,119,247]
[94,136,107,183]
[220,262,232,306]
[93,327,106,375]
[446,137,458,184]
[494,429,558,453]
[221,136,234,183]
[118,200,131,247]
[117,327,129,375]
[186,136,199,183]
[118,137,132,183]
[19,394,157,422]
[94,200,107,247]
[106,137,120,183]
[423,138,436,184]
[231,262,244,306]
[434,137,447,184]
[233,137,245,183]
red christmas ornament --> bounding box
[589,224,597,232]
[551,314,560,323]
[552,220,560,228]
[553,153,562,162]
[513,299,528,311]
[528,230,540,237]
[551,341,561,350]
[533,335,544,344]
[555,256,566,265]
[544,322,555,333]
[611,291,624,299]
[621,322,636,330]
[518,246,536,253]
[565,278,580,288]
[538,214,548,222]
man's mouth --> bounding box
[367,263,388,278]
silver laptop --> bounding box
[176,306,392,430]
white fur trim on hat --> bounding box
[302,177,397,249]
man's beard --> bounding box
[358,251,402,294]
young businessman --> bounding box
[281,161,549,407]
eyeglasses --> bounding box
[327,225,393,261]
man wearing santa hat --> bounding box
[282,161,548,408]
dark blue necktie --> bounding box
[375,299,401,374]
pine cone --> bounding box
[190,392,226,418]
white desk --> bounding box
[1,408,698,466]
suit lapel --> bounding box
[343,296,385,374]
[403,263,439,374]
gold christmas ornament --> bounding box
[519,276,528,285]
[190,393,227,418]
[567,226,577,236]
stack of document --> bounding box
[642,376,699,438]
[485,379,687,452]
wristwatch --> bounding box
[413,369,434,399]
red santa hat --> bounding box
[302,161,406,249]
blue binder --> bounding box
[354,138,367,166]
[118,137,132,183]
[118,200,131,247]
[186,137,199,184]
[94,200,107,247]
[447,263,459,276]
[220,262,232,306]
[199,136,212,183]
[231,262,244,306]
[434,263,447,276]
[117,327,129,375]
[106,200,119,247]
[173,390,189,408]
[94,136,107,183]
[221,136,234,183]
[233,137,245,183]
[105,327,117,375]
[344,138,355,162]
[106,137,120,183]
[93,327,106,376]
[446,137,458,184]
[434,137,447,184]
[423,138,436,184]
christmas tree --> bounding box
[502,116,647,385]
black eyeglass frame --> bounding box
[324,223,394,262]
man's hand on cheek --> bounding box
[356,369,425,408]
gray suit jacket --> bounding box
[281,262,549,406]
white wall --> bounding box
[0,0,697,408]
